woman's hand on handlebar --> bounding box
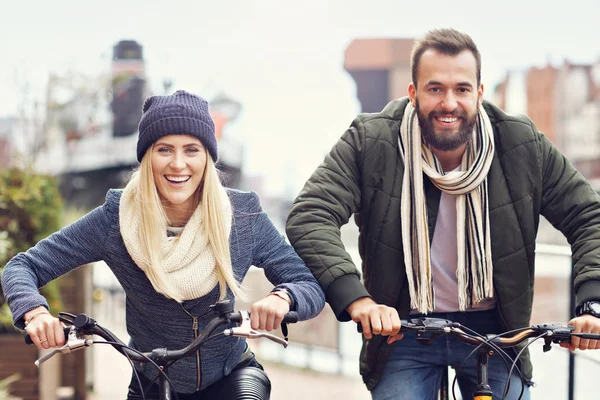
[561,314,600,351]
[250,294,290,332]
[346,297,403,344]
[24,307,65,350]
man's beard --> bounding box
[416,100,478,151]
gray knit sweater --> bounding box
[1,189,325,393]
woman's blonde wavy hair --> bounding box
[131,144,242,301]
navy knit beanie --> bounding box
[137,90,218,162]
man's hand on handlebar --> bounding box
[560,314,600,351]
[23,307,66,350]
[346,297,403,344]
[250,294,290,332]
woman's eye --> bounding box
[158,147,171,153]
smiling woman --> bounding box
[1,90,325,399]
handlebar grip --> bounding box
[25,327,71,345]
[282,312,298,323]
[573,332,600,340]
[356,320,411,334]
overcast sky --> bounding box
[2,0,599,196]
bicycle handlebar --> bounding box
[25,300,298,367]
[359,317,600,349]
[358,317,600,348]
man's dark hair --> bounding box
[410,28,481,88]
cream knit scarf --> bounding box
[119,175,232,302]
[399,102,495,313]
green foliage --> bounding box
[0,166,64,333]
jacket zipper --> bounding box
[180,305,202,392]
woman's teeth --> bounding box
[165,175,190,183]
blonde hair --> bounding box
[132,145,242,301]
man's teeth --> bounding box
[439,117,458,123]
[166,176,190,182]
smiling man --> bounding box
[286,28,600,399]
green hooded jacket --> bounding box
[286,97,600,390]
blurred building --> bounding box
[110,40,147,139]
[495,59,600,184]
[32,40,147,208]
[209,92,244,188]
[33,40,245,209]
[344,38,415,112]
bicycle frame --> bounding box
[392,317,600,400]
[426,327,522,400]
[425,329,497,400]
[438,361,491,400]
[157,364,174,400]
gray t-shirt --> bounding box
[429,190,496,312]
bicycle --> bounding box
[360,317,600,400]
[25,300,298,400]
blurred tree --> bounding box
[0,166,63,333]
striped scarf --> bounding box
[398,102,495,313]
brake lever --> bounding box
[223,310,289,348]
[34,326,93,367]
[247,331,289,348]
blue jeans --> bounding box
[371,309,532,400]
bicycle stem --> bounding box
[473,347,494,398]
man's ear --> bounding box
[408,83,417,107]
[478,83,485,107]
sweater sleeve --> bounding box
[1,194,113,329]
[286,118,371,321]
[538,130,600,309]
[248,192,325,321]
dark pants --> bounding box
[127,353,271,399]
